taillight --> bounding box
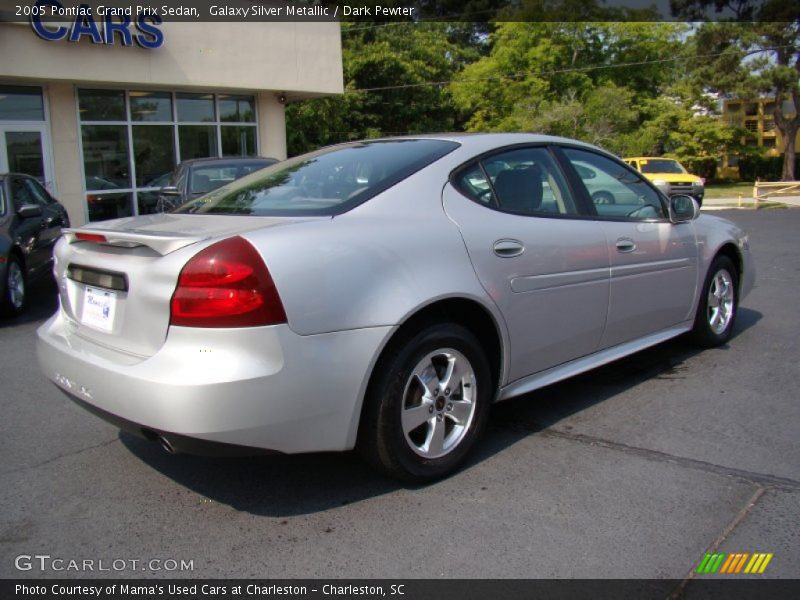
[170,236,287,328]
[75,232,107,242]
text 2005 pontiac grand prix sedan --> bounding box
[37,134,754,482]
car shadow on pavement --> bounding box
[119,307,762,517]
[470,306,763,464]
[0,276,58,328]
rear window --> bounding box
[174,139,459,216]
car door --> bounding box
[23,176,68,267]
[8,175,50,276]
[558,147,698,349]
[443,146,610,382]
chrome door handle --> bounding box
[615,238,636,253]
[493,239,525,258]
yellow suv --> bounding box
[624,157,705,206]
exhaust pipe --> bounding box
[158,435,176,454]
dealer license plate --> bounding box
[81,286,117,333]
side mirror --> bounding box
[669,194,698,223]
[17,203,43,219]
[159,185,181,196]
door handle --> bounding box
[493,239,525,258]
[615,238,636,253]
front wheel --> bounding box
[690,256,738,347]
[358,323,493,483]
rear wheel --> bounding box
[691,255,738,347]
[1,256,26,317]
[358,323,492,483]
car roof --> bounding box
[358,133,619,162]
[624,156,680,160]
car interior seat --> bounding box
[492,165,543,214]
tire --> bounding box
[1,255,27,317]
[358,322,493,483]
[690,255,738,347]
[592,191,615,205]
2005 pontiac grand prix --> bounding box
[37,134,754,482]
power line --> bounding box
[342,45,794,94]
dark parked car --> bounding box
[1,174,70,316]
[156,157,279,212]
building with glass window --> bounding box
[719,97,799,178]
[0,20,343,225]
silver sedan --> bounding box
[37,134,755,482]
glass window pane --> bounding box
[219,95,255,122]
[132,125,175,187]
[564,148,665,220]
[5,131,45,181]
[24,178,53,206]
[479,148,577,215]
[179,125,218,160]
[10,177,37,209]
[129,91,172,122]
[81,125,131,189]
[87,192,133,222]
[0,86,44,121]
[137,190,162,215]
[221,126,256,156]
[176,93,215,122]
[79,89,126,121]
[454,164,493,205]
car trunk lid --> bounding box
[54,213,326,357]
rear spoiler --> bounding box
[62,228,207,256]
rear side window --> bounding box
[176,140,459,216]
[455,147,579,216]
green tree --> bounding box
[286,22,476,155]
[672,2,799,180]
[449,22,687,133]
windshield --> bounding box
[639,159,686,174]
[175,139,459,216]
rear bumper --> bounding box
[37,312,392,454]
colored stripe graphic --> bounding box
[697,552,772,574]
[734,553,749,573]
[720,554,736,573]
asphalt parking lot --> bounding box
[1,209,798,581]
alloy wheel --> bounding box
[707,268,734,334]
[401,348,477,459]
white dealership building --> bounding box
[0,17,343,225]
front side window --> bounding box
[563,148,665,220]
[23,178,53,206]
[455,147,578,216]
[10,177,36,209]
[176,139,458,216]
